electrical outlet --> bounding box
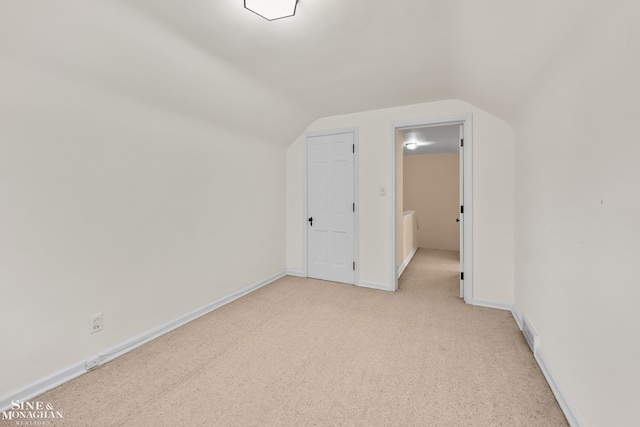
[89,312,103,334]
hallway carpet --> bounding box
[10,249,568,426]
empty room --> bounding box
[1,1,639,426]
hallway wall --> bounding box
[403,153,460,251]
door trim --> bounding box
[303,127,359,284]
[391,115,473,303]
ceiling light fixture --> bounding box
[244,0,298,21]
[404,141,435,150]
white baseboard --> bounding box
[286,269,304,277]
[357,280,393,292]
[397,246,418,278]
[535,350,585,427]
[0,364,88,413]
[509,307,583,427]
[511,306,523,330]
[0,270,287,411]
[469,298,513,312]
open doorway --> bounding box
[391,115,473,302]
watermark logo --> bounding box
[1,400,64,425]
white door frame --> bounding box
[303,127,359,284]
[391,115,473,303]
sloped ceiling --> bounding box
[1,0,591,145]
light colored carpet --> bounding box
[5,249,568,426]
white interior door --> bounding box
[459,124,464,298]
[307,132,355,284]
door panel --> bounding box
[332,161,348,213]
[307,132,355,284]
[332,232,348,266]
[314,230,328,264]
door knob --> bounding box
[308,217,313,226]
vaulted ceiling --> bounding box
[1,0,593,144]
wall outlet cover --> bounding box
[90,312,103,334]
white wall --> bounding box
[0,2,289,398]
[286,100,514,302]
[513,1,640,425]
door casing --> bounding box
[391,115,473,303]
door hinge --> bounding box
[460,138,464,147]
[353,261,355,271]
[461,272,464,280]
[352,144,355,154]
[460,205,464,214]
[353,202,355,212]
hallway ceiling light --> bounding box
[404,141,433,150]
[244,0,298,21]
